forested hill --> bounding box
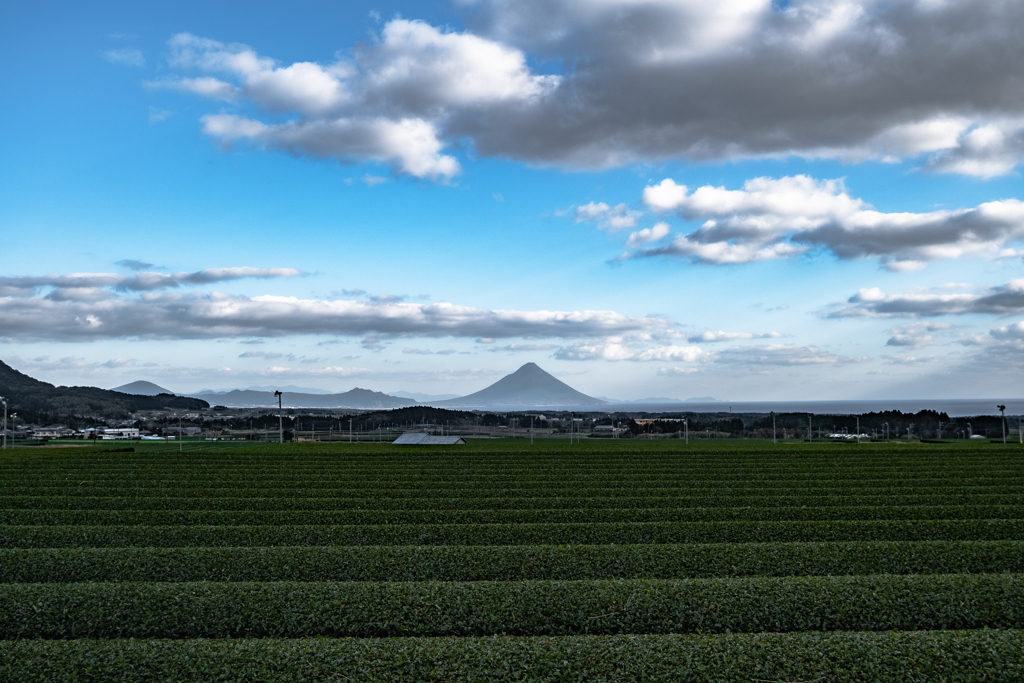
[0,360,208,418]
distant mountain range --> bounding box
[2,361,207,418]
[190,388,417,410]
[434,363,607,409]
[104,362,607,411]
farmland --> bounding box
[0,439,1022,681]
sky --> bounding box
[1,0,1023,401]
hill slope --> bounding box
[0,361,208,418]
[436,363,608,409]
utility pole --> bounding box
[999,403,1007,446]
[178,414,182,452]
[808,414,813,443]
[856,416,860,444]
[770,411,776,444]
[274,391,283,444]
[0,397,7,450]
[531,417,534,445]
[684,417,689,445]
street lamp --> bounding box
[999,403,1007,446]
[274,391,283,444]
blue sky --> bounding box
[2,0,1023,401]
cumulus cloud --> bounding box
[149,3,1024,178]
[156,23,558,180]
[626,222,670,248]
[828,280,1024,318]
[687,330,782,344]
[990,321,1024,340]
[884,322,952,348]
[460,0,1024,175]
[628,175,1024,267]
[574,202,642,230]
[0,271,669,342]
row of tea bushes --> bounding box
[4,517,1024,549]
[1,573,1021,639]
[2,539,1022,583]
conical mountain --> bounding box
[112,380,173,396]
[436,363,607,409]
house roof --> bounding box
[392,432,467,445]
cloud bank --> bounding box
[628,176,1024,268]
[154,1,1024,178]
[828,280,1024,318]
[0,269,669,342]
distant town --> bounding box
[1,359,1018,446]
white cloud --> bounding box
[990,321,1024,341]
[628,175,1024,267]
[657,366,698,376]
[626,222,670,248]
[148,4,1024,178]
[555,342,707,363]
[884,322,952,348]
[148,107,173,124]
[828,279,1024,318]
[574,202,642,230]
[713,344,863,366]
[488,343,557,352]
[148,76,239,101]
[104,48,145,67]
[156,23,558,181]
[687,330,782,343]
[462,0,1024,175]
[402,347,457,355]
[0,270,670,342]
[201,113,460,181]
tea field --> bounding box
[0,440,1022,681]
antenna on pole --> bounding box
[999,403,1007,446]
[274,391,283,444]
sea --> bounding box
[604,399,1024,418]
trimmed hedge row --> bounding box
[4,518,1024,549]
[1,503,1022,527]
[5,490,1024,517]
[4,469,1021,485]
[2,630,1022,682]
[1,540,1021,584]
[7,482,1024,501]
[1,573,1021,638]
